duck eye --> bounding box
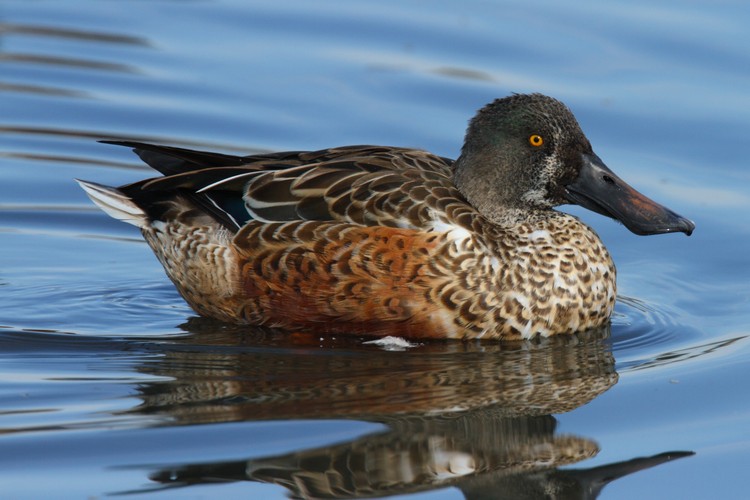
[529,134,544,147]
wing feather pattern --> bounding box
[112,142,465,232]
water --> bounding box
[1,1,749,498]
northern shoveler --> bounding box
[78,93,694,340]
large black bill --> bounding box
[565,153,695,236]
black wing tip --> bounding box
[98,139,157,150]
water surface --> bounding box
[1,1,749,498]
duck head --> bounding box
[453,93,694,236]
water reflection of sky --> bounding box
[1,0,750,498]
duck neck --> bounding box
[453,152,543,227]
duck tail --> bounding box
[76,179,149,229]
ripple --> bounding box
[611,295,684,348]
[0,22,150,46]
[612,295,704,372]
[0,280,190,337]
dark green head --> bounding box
[453,93,694,236]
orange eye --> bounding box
[529,134,544,147]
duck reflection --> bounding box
[129,323,692,498]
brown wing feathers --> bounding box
[110,141,458,231]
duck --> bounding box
[77,93,694,340]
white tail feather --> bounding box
[76,179,148,228]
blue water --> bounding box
[1,1,749,498]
